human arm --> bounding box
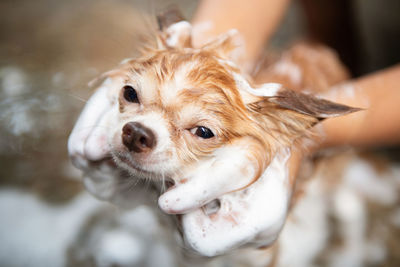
[192,0,291,70]
[319,64,400,148]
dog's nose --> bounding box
[122,122,156,153]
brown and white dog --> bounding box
[67,11,393,266]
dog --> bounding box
[68,10,398,267]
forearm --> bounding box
[319,64,400,148]
[192,0,291,70]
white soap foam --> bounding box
[158,143,257,214]
[0,66,30,96]
[82,161,120,201]
[68,77,119,163]
[165,21,192,48]
[277,178,329,267]
[0,189,101,267]
[180,150,291,256]
[330,185,366,267]
[234,72,282,98]
[343,158,398,205]
[94,229,145,267]
[273,58,302,86]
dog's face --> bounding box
[69,18,358,257]
[111,48,255,179]
[105,43,284,217]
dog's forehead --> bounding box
[158,60,199,105]
[135,50,240,109]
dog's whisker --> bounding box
[75,125,113,132]
[66,93,88,103]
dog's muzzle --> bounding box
[122,122,156,153]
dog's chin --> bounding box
[113,153,149,177]
[111,150,175,181]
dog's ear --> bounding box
[156,8,192,49]
[202,29,243,62]
[244,83,361,139]
[246,83,360,119]
[157,7,185,31]
[155,8,243,61]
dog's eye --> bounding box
[191,126,215,139]
[123,85,139,103]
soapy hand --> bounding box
[158,141,261,215]
[67,80,156,205]
[179,151,292,256]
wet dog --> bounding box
[68,11,365,265]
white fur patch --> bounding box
[159,61,198,105]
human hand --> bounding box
[179,149,304,256]
[67,78,157,205]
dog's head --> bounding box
[68,12,359,257]
[108,19,355,187]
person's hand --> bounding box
[68,79,158,206]
[68,81,118,200]
[179,148,304,256]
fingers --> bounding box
[82,159,159,206]
[82,159,120,200]
[158,146,259,214]
[68,79,115,168]
[180,150,291,256]
[83,107,116,161]
[158,174,221,214]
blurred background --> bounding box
[0,0,399,266]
